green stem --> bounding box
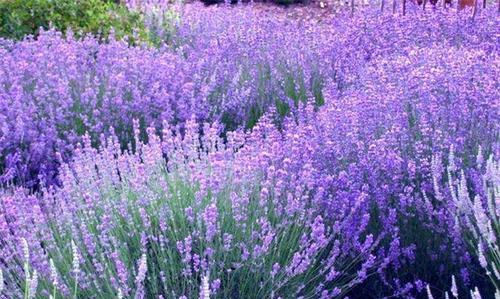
[74,278,78,299]
[24,263,29,299]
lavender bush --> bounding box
[451,153,499,290]
[0,30,187,187]
[321,44,499,296]
[423,151,500,299]
[0,119,385,298]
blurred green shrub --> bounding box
[0,0,145,41]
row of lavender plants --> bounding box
[1,3,497,187]
[0,3,499,298]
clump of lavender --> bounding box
[450,154,499,290]
[0,118,382,298]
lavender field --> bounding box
[0,1,499,298]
